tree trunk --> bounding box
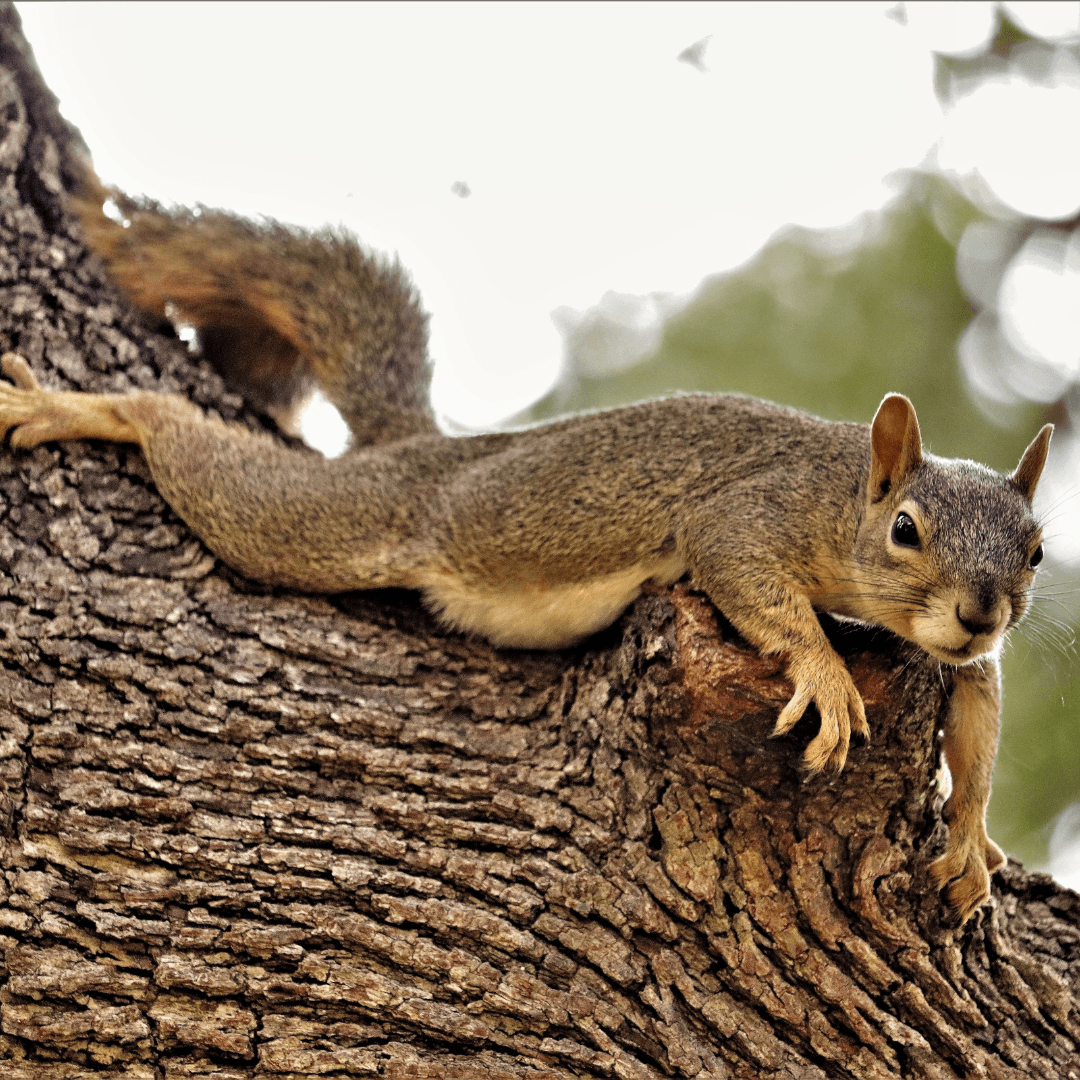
[0,7,1075,1078]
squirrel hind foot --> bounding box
[0,357,144,449]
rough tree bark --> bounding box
[0,7,1075,1079]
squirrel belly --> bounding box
[422,551,688,649]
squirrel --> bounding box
[0,176,1052,924]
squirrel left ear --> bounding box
[1010,423,1053,500]
[868,393,923,502]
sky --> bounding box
[18,2,1080,436]
[15,1,953,435]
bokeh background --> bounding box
[16,1,1080,888]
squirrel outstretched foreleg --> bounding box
[929,660,1007,922]
[678,491,869,774]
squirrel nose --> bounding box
[956,604,997,637]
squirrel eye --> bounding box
[891,512,920,548]
[1029,543,1044,569]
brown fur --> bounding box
[0,187,1054,923]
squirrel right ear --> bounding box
[1010,423,1053,501]
[868,393,923,503]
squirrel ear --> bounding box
[868,394,923,502]
[1010,423,1053,500]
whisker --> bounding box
[1035,482,1080,522]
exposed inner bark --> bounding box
[0,6,1075,1079]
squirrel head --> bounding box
[852,394,1052,665]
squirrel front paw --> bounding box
[929,831,1004,922]
[772,649,868,774]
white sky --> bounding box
[19,1,950,430]
[19,1,1080,434]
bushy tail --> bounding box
[73,170,437,446]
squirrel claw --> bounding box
[984,838,1006,874]
[775,654,866,775]
[803,732,849,775]
[1,352,40,391]
[929,834,1003,922]
[772,686,812,738]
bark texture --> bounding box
[0,7,1076,1078]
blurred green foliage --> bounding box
[527,174,1043,469]
[522,172,1077,873]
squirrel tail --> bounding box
[72,169,437,446]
